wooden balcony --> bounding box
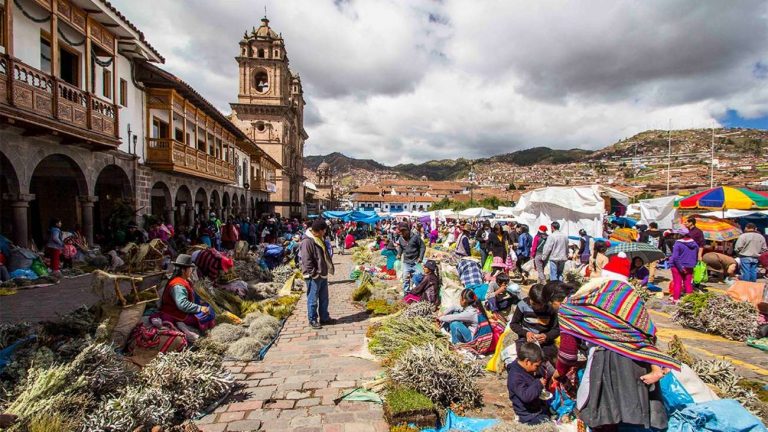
[0,55,120,148]
[146,138,236,184]
[250,177,268,192]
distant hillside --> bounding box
[304,152,389,173]
[393,158,473,181]
[483,147,593,166]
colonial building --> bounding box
[0,0,277,249]
[229,17,307,218]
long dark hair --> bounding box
[592,240,607,270]
[461,288,488,321]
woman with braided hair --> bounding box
[437,289,500,354]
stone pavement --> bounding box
[197,253,387,432]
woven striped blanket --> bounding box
[559,279,680,371]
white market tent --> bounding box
[638,195,680,230]
[459,207,494,218]
[427,209,459,219]
[626,203,641,217]
[494,206,516,217]
[510,186,629,237]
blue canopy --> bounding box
[609,216,638,228]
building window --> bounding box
[174,127,183,142]
[59,46,79,86]
[253,71,269,93]
[103,70,112,98]
[257,48,264,58]
[119,79,128,106]
[40,38,52,74]
[152,117,169,139]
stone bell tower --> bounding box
[230,16,308,217]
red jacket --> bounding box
[160,277,194,321]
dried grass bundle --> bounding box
[246,313,280,338]
[81,385,175,432]
[368,316,448,363]
[226,337,265,361]
[194,337,228,356]
[271,265,295,286]
[673,293,758,341]
[486,421,559,432]
[208,324,247,343]
[389,343,483,408]
[401,302,436,320]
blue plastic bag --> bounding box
[421,409,499,432]
[9,268,38,280]
[660,372,694,412]
[551,387,576,419]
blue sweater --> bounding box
[507,361,545,424]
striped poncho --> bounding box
[558,279,680,371]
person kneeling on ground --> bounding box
[485,273,521,312]
[509,284,560,361]
[404,259,441,308]
[155,254,215,341]
[630,257,650,287]
[507,342,551,425]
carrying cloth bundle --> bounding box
[559,279,681,371]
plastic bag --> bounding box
[693,261,708,284]
[422,409,499,432]
[660,371,694,412]
[30,259,49,277]
[393,259,402,271]
[482,255,493,273]
[486,328,511,373]
[551,385,577,419]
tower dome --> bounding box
[318,161,330,172]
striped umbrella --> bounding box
[678,215,742,241]
[676,186,768,210]
[606,242,665,264]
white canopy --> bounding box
[626,203,641,217]
[510,186,616,237]
[391,211,412,218]
[494,206,516,216]
[639,195,679,230]
[427,209,459,219]
[459,207,494,218]
[701,209,768,218]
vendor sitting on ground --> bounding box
[629,257,650,287]
[381,241,398,271]
[485,273,521,312]
[155,254,215,337]
[438,289,485,344]
[404,260,441,307]
[509,284,560,362]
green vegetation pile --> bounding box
[271,265,296,286]
[383,387,437,428]
[389,343,483,409]
[365,299,404,316]
[231,259,273,284]
[563,270,586,287]
[368,316,448,364]
[672,293,758,341]
[241,294,300,320]
[351,246,374,265]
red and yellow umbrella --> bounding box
[676,186,768,210]
[678,215,742,241]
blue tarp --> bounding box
[322,210,391,224]
[421,410,499,432]
[667,399,767,432]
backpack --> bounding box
[535,234,548,256]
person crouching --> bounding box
[507,342,551,425]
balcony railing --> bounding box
[146,138,236,183]
[0,54,118,145]
[250,177,268,192]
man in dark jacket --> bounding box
[300,218,335,329]
[396,223,426,293]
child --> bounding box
[509,284,560,361]
[404,260,441,308]
[485,273,521,312]
[438,289,483,344]
[507,342,550,425]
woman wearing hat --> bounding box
[454,223,472,257]
[404,260,441,308]
[156,254,215,335]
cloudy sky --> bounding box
[112,0,768,165]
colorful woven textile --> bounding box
[458,311,505,355]
[559,279,680,371]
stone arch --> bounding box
[150,181,173,224]
[222,191,230,213]
[0,151,21,241]
[175,185,194,226]
[210,190,221,214]
[29,154,89,246]
[240,194,246,211]
[94,164,132,243]
[194,187,208,219]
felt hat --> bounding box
[538,225,548,233]
[172,254,196,268]
[602,252,630,278]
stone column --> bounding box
[177,203,187,226]
[202,207,210,222]
[165,206,177,227]
[3,193,35,248]
[79,195,98,247]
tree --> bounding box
[508,183,517,190]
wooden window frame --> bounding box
[102,69,112,99]
[119,78,127,106]
[152,116,169,139]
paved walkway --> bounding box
[197,253,387,432]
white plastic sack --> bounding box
[440,278,463,313]
[672,363,720,404]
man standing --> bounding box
[454,223,472,258]
[638,222,663,283]
[396,223,426,293]
[541,221,569,281]
[734,223,767,282]
[300,219,336,329]
[476,221,492,266]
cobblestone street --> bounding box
[197,253,388,432]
